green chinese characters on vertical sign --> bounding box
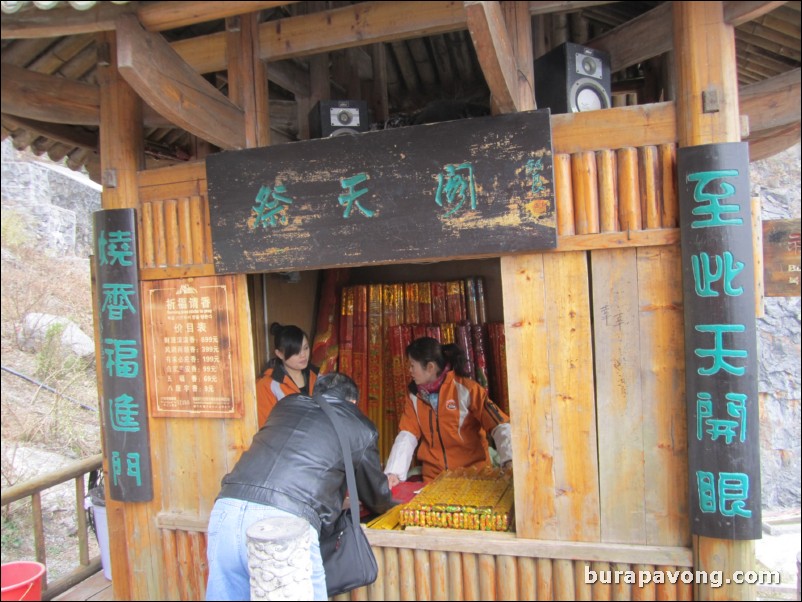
[94,209,153,502]
[206,110,557,274]
[678,143,761,539]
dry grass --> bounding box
[1,231,102,582]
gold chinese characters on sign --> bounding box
[143,275,243,418]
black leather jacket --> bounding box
[218,392,395,534]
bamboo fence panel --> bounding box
[639,146,662,229]
[617,147,642,232]
[462,553,480,601]
[571,151,600,234]
[430,550,448,601]
[478,553,496,600]
[445,552,462,600]
[659,145,679,228]
[343,550,695,601]
[519,556,537,600]
[399,548,416,600]
[596,149,618,232]
[414,549,432,600]
[574,561,593,601]
[160,529,181,600]
[496,554,517,600]
[384,547,401,600]
[592,249,646,545]
[554,153,575,236]
[537,557,554,600]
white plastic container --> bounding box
[86,488,112,580]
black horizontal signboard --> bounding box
[206,110,556,274]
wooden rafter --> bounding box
[465,1,518,114]
[1,114,98,150]
[739,67,801,132]
[169,1,468,75]
[115,14,245,150]
[586,2,672,73]
[747,120,801,161]
[724,1,788,27]
[1,1,299,39]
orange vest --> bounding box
[256,363,318,427]
[397,371,509,482]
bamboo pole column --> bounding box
[673,3,756,600]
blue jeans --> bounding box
[205,498,327,601]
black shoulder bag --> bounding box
[313,395,379,597]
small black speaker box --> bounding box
[534,42,612,114]
[309,100,369,138]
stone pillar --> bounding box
[247,516,314,601]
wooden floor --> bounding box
[52,572,113,601]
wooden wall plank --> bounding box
[141,201,155,267]
[592,249,646,545]
[611,561,632,600]
[164,199,179,266]
[500,254,557,540]
[637,246,690,547]
[178,197,193,265]
[543,252,600,542]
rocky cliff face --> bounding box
[1,139,100,257]
[751,143,801,509]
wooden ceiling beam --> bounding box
[1,62,100,125]
[115,14,246,150]
[466,1,518,114]
[724,1,787,27]
[739,68,801,132]
[527,1,615,16]
[585,2,672,73]
[1,1,299,39]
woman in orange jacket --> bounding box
[256,322,319,426]
[384,337,512,486]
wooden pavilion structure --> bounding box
[2,1,800,600]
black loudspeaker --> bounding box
[534,42,611,114]
[309,100,369,138]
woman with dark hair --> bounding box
[256,322,319,426]
[384,337,512,486]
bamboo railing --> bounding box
[1,453,103,601]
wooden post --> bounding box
[97,28,145,602]
[673,3,756,600]
[226,13,270,148]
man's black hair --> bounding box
[315,372,359,403]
